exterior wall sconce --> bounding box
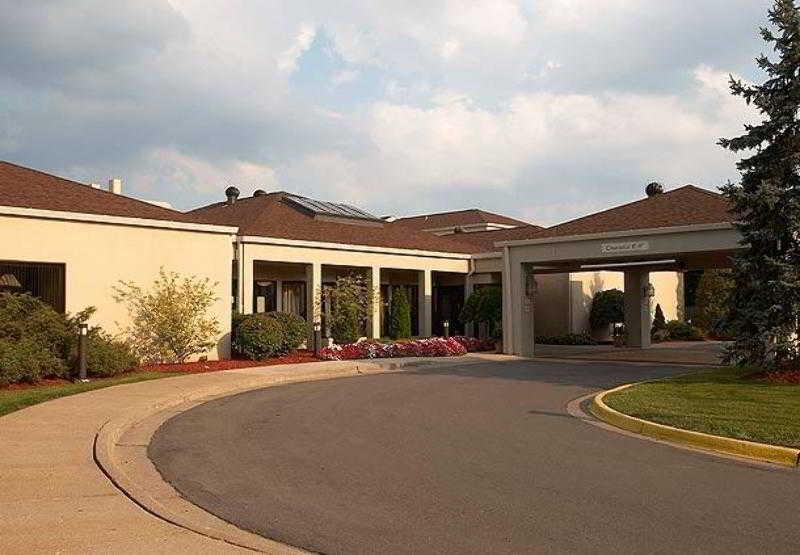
[644,282,655,299]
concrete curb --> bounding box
[94,356,487,553]
[590,383,800,468]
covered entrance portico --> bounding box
[500,222,744,357]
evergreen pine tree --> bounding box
[719,0,800,367]
[389,287,412,339]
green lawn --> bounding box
[0,372,181,418]
[604,367,800,448]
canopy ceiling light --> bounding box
[0,273,22,288]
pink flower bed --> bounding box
[319,336,495,361]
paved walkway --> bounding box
[0,357,483,554]
[534,340,726,365]
[152,358,799,555]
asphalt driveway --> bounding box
[150,359,800,554]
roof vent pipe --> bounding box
[645,182,664,197]
[253,189,267,197]
[225,186,240,205]
[108,178,122,194]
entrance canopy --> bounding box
[498,185,743,356]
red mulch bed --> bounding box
[764,365,800,384]
[2,377,73,391]
[138,350,321,374]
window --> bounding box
[0,261,65,313]
[253,281,277,313]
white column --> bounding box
[306,262,322,329]
[418,269,433,337]
[464,274,475,337]
[369,265,381,339]
[502,246,513,353]
[241,249,254,315]
[275,280,283,312]
[624,270,652,348]
[515,262,535,357]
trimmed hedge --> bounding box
[0,337,67,386]
[389,288,412,339]
[535,332,597,346]
[664,320,704,341]
[232,312,309,360]
[85,331,138,377]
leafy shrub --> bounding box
[85,331,138,377]
[589,289,625,329]
[460,286,502,339]
[114,269,220,363]
[265,311,309,351]
[665,320,704,341]
[0,292,72,361]
[651,304,668,341]
[0,337,67,386]
[321,275,375,344]
[232,314,285,360]
[389,287,412,339]
[535,332,597,345]
[694,269,734,332]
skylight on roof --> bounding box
[285,194,382,222]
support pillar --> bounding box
[306,262,322,343]
[418,269,433,337]
[369,265,381,339]
[624,270,652,348]
[242,255,254,315]
[464,275,475,337]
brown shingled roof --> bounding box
[445,225,546,253]
[393,208,529,230]
[188,192,478,254]
[498,186,734,243]
[0,160,194,223]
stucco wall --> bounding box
[0,214,234,359]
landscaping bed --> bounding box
[320,336,495,361]
[140,351,320,373]
[604,366,800,448]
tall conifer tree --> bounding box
[720,0,800,367]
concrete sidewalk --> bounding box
[0,356,495,554]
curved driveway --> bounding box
[150,359,800,554]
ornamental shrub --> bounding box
[0,337,67,386]
[534,333,597,346]
[693,270,734,333]
[321,275,375,344]
[265,311,309,351]
[0,292,72,361]
[460,287,502,339]
[85,331,138,377]
[665,320,704,342]
[589,289,625,329]
[389,288,412,339]
[113,269,220,363]
[232,314,285,360]
[320,337,468,361]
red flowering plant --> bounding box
[319,336,493,361]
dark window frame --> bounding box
[0,260,66,313]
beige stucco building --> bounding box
[1,161,735,360]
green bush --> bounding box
[331,301,360,344]
[535,333,597,346]
[389,288,412,339]
[694,269,734,332]
[0,292,72,360]
[232,314,286,360]
[0,337,67,386]
[651,304,667,341]
[589,289,625,329]
[665,320,704,341]
[85,331,138,377]
[265,311,308,351]
[460,287,502,339]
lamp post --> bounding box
[78,323,89,382]
[442,320,450,338]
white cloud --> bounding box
[277,23,317,73]
[330,68,360,86]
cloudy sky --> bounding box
[0,0,768,225]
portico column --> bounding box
[418,269,433,337]
[306,262,322,342]
[241,254,254,315]
[624,270,652,348]
[464,275,475,337]
[369,265,381,339]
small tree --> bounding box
[651,303,667,336]
[389,287,412,339]
[460,287,502,339]
[114,269,220,363]
[693,270,734,333]
[321,274,376,344]
[589,289,625,329]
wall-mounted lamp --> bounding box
[644,282,655,299]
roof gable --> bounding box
[0,160,193,223]
[394,208,529,229]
